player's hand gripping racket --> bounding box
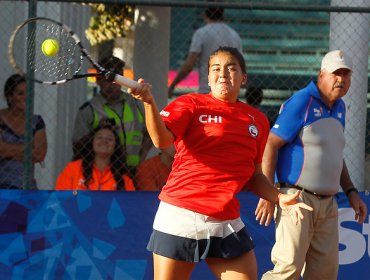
[8,17,139,88]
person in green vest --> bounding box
[72,56,152,179]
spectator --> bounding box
[168,7,242,97]
[245,86,263,108]
[127,46,312,279]
[56,124,134,191]
[72,56,152,179]
[135,145,175,191]
[255,50,368,280]
[0,74,47,189]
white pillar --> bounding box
[36,3,91,189]
[133,6,171,111]
[0,1,27,108]
[330,0,370,190]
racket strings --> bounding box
[12,19,82,82]
[30,21,81,80]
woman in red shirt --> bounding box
[127,47,312,280]
[55,124,135,191]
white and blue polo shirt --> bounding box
[271,81,346,195]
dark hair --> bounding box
[79,124,128,190]
[208,46,246,74]
[245,86,263,107]
[205,7,224,21]
[98,56,125,75]
[4,74,26,107]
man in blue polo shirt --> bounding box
[255,50,367,280]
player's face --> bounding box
[208,52,247,102]
[318,68,351,107]
[93,128,116,158]
[9,81,26,111]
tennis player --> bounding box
[127,46,313,280]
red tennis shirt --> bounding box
[158,93,270,220]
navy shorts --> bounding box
[147,202,255,262]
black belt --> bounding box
[277,183,332,199]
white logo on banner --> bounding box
[338,208,370,264]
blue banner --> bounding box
[0,191,368,279]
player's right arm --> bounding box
[128,80,174,149]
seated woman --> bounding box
[56,124,135,191]
[0,74,47,189]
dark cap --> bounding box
[98,56,125,75]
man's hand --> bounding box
[279,191,314,225]
[347,191,368,224]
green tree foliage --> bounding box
[85,3,135,46]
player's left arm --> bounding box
[128,80,175,148]
[246,163,313,225]
[340,160,368,224]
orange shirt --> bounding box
[135,155,171,191]
[55,159,135,191]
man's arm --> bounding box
[168,52,199,98]
[262,133,285,183]
[254,133,287,226]
[340,160,357,194]
[340,160,368,224]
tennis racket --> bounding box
[8,17,139,88]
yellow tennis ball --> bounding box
[41,39,59,57]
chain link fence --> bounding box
[0,0,369,191]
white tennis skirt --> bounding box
[147,201,254,262]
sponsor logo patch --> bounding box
[313,107,323,117]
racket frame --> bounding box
[9,17,139,88]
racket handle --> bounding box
[114,74,140,89]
